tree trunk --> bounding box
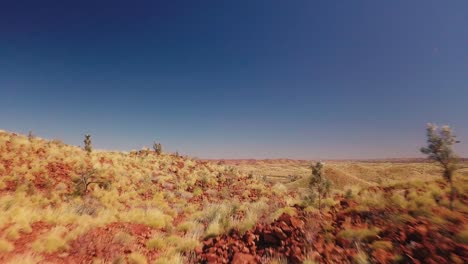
[448,175,454,211]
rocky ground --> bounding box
[198,184,468,264]
[0,130,467,263]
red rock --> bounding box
[205,253,219,263]
[278,214,292,225]
[195,245,203,254]
[278,221,293,234]
[372,248,394,263]
[231,253,257,264]
[263,231,279,245]
[415,225,428,237]
[205,238,214,246]
[336,237,351,248]
[289,254,304,264]
[290,217,304,229]
[216,247,224,255]
[273,226,288,240]
[242,246,250,254]
[398,230,407,242]
[243,232,256,245]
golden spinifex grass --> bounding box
[0,130,290,263]
[0,129,466,263]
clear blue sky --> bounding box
[1,0,467,159]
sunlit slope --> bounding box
[0,130,287,263]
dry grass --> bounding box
[228,159,466,190]
[0,130,284,263]
[0,129,467,263]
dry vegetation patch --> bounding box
[1,130,467,263]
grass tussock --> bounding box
[337,227,380,242]
[32,226,68,253]
[0,238,14,252]
[127,252,148,264]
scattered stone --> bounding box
[197,212,308,264]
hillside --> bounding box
[0,130,467,264]
[0,130,290,263]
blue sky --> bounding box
[1,0,467,159]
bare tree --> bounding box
[420,123,460,210]
[73,168,108,196]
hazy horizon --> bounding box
[1,1,467,159]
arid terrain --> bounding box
[0,130,467,264]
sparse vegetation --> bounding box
[0,129,466,263]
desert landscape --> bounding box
[0,129,466,263]
[2,1,468,263]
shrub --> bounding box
[309,162,331,212]
[153,142,162,155]
[84,134,92,154]
[420,123,460,210]
[28,130,34,141]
